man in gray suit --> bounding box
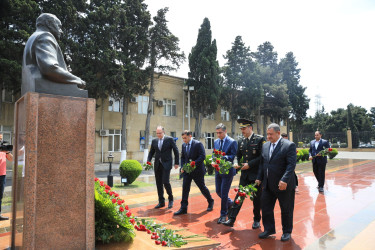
[256,123,297,242]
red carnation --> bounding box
[130,218,135,225]
[151,235,155,239]
[235,199,240,204]
[135,225,139,230]
[109,191,114,196]
[152,232,157,235]
[112,199,117,204]
[126,211,132,217]
[154,235,159,240]
[104,189,109,194]
[216,159,220,164]
[296,150,298,154]
[328,148,332,152]
[147,229,151,234]
[100,181,104,186]
[214,150,218,154]
[218,151,222,155]
[155,240,161,245]
[214,164,219,169]
[105,185,110,190]
[147,161,152,165]
[190,161,195,167]
[119,206,124,212]
[125,205,129,210]
[222,152,226,156]
[234,188,239,192]
[162,241,167,246]
[94,177,99,182]
[115,193,119,197]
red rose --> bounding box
[222,152,226,156]
[117,200,122,205]
[218,151,222,155]
[115,193,119,197]
[155,240,161,245]
[125,205,129,210]
[329,148,332,152]
[154,235,159,240]
[112,199,117,204]
[109,191,114,196]
[126,211,132,217]
[214,164,219,169]
[94,177,99,182]
[147,161,152,165]
[190,161,195,166]
[162,241,167,246]
[130,218,135,225]
[152,232,158,235]
[100,181,104,186]
[104,189,109,194]
[216,159,220,164]
[147,229,151,234]
[119,206,124,212]
[105,185,110,190]
[235,200,240,204]
[296,150,298,154]
[214,150,218,154]
[234,188,239,192]
[135,225,139,230]
[151,235,155,239]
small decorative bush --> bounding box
[340,143,348,148]
[298,142,303,148]
[301,149,309,161]
[328,148,338,159]
[331,143,339,148]
[296,150,303,162]
[204,155,214,175]
[119,160,142,184]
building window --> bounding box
[170,131,176,138]
[108,129,121,152]
[2,89,13,103]
[0,125,12,144]
[108,96,123,112]
[221,109,230,121]
[205,113,215,120]
[163,99,176,116]
[138,95,150,114]
[280,119,285,126]
[205,132,214,150]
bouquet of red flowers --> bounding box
[212,150,233,174]
[182,160,196,174]
[143,161,153,171]
[233,183,258,205]
[313,147,333,158]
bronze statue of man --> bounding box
[22,13,87,97]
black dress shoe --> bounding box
[207,200,214,211]
[168,201,174,209]
[217,216,226,224]
[0,215,9,221]
[154,203,165,209]
[258,230,275,239]
[173,208,187,216]
[252,221,261,229]
[281,233,291,241]
[319,187,324,193]
[222,218,235,227]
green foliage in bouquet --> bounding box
[94,180,135,243]
[204,155,214,175]
[328,148,338,159]
[119,160,142,184]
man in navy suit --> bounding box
[174,130,214,215]
[256,123,297,242]
[147,126,179,209]
[212,123,238,224]
[309,131,330,193]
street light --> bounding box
[107,153,114,187]
[187,86,194,131]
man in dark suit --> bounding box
[256,123,297,242]
[147,126,179,209]
[309,131,330,193]
[174,130,214,215]
[212,123,238,224]
[223,118,265,228]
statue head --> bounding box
[36,13,63,40]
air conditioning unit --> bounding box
[99,130,109,136]
[130,96,137,103]
[157,100,164,107]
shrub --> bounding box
[301,149,309,161]
[296,150,303,162]
[331,143,339,148]
[119,160,142,184]
[328,148,338,159]
[340,143,347,148]
[298,142,303,148]
[204,155,214,175]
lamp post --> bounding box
[187,86,194,131]
[107,153,114,187]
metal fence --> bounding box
[293,131,347,148]
[352,131,375,148]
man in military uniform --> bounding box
[223,118,265,228]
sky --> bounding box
[144,0,375,117]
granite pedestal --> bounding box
[11,92,95,249]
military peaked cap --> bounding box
[237,118,255,128]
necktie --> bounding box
[219,140,224,151]
[186,143,190,156]
[158,139,162,150]
[270,143,276,157]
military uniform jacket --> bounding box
[237,133,266,180]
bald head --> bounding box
[36,13,63,40]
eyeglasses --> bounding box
[216,132,224,134]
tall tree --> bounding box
[187,18,220,140]
[143,7,185,162]
[222,36,262,137]
[279,52,309,133]
[369,107,375,125]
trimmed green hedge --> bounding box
[328,148,338,159]
[119,160,142,184]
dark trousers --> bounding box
[261,186,295,234]
[215,172,234,217]
[0,175,6,213]
[313,160,326,188]
[181,167,213,209]
[154,163,173,203]
[228,176,262,222]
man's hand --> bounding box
[278,180,287,190]
[174,164,179,169]
[181,169,184,173]
[255,180,261,186]
[241,163,249,170]
[233,163,241,169]
[309,156,313,161]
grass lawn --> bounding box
[111,180,154,190]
